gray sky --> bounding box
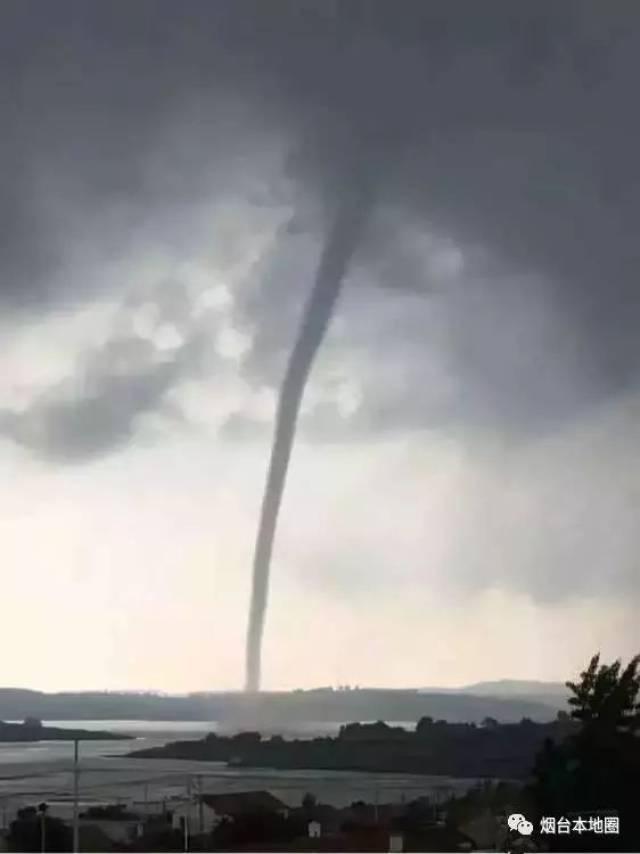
[1,0,639,691]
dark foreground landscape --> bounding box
[0,654,638,851]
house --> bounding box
[388,831,404,852]
[170,790,289,836]
[201,790,289,821]
[309,820,322,838]
[170,800,212,835]
[291,803,342,836]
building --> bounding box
[388,831,404,852]
[201,790,289,820]
[292,803,343,836]
[170,800,211,836]
[309,820,322,838]
[170,790,289,836]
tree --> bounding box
[301,792,317,810]
[566,653,640,733]
[7,808,72,853]
[416,716,434,735]
[232,730,262,744]
[531,653,640,851]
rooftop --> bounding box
[200,790,288,816]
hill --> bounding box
[455,680,568,704]
[0,686,564,725]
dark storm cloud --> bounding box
[0,357,176,462]
[0,0,283,311]
[2,0,640,435]
[0,280,214,461]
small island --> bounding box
[0,718,132,742]
[128,716,575,779]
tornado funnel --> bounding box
[245,164,374,692]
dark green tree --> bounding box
[7,807,72,853]
[566,653,640,733]
[301,792,317,810]
[531,653,640,851]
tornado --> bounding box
[244,161,375,692]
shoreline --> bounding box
[125,718,573,779]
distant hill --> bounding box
[0,685,564,725]
[417,680,568,714]
[458,679,568,698]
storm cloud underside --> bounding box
[1,1,640,689]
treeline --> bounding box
[130,717,576,778]
[0,720,131,742]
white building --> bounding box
[389,832,404,852]
[308,820,322,838]
[171,799,216,836]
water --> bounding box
[0,720,481,817]
[1,719,421,763]
[0,720,201,766]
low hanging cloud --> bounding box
[1,1,639,456]
[0,278,225,461]
[269,386,640,608]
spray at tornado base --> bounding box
[245,158,376,692]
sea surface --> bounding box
[0,720,483,819]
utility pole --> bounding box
[72,739,80,854]
[38,803,48,853]
[183,777,191,853]
[197,775,204,846]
